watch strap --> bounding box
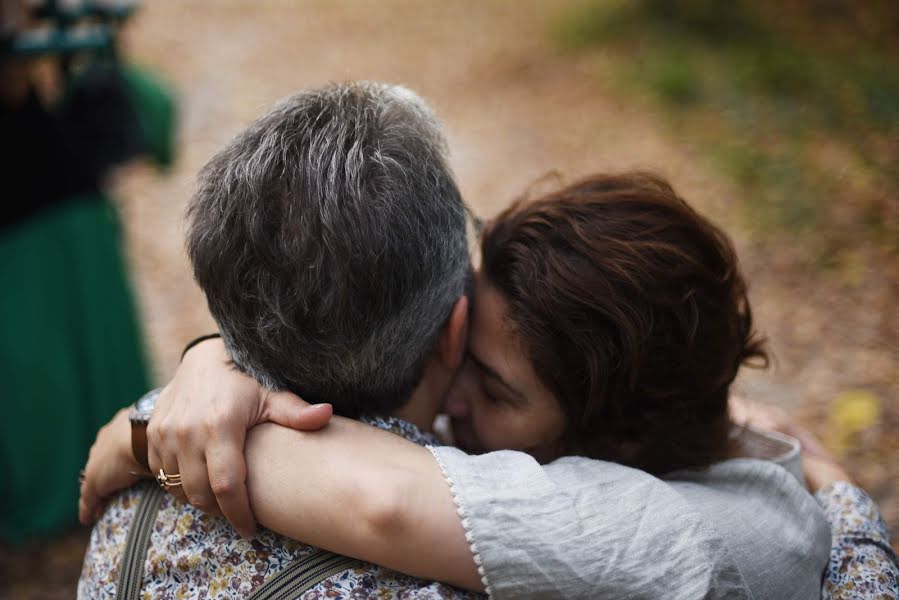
[131,421,150,470]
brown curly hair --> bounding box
[481,172,767,474]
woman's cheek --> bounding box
[475,404,522,452]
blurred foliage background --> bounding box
[555,0,899,267]
[549,0,899,537]
[2,1,896,597]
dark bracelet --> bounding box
[180,333,222,361]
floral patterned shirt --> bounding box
[818,481,899,599]
[78,415,483,600]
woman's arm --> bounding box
[76,337,483,590]
[78,397,484,590]
[78,407,151,524]
[150,338,483,589]
[244,420,484,591]
[145,338,333,537]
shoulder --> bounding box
[430,447,749,599]
[79,481,320,599]
[143,493,319,598]
[668,458,831,600]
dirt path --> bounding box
[117,0,748,378]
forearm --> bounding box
[244,419,483,591]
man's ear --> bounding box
[438,295,469,370]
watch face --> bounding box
[131,388,161,423]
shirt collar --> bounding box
[359,414,441,447]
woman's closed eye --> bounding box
[481,376,525,409]
[464,349,528,409]
[481,382,502,405]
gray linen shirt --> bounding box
[429,428,830,600]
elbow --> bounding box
[354,468,416,543]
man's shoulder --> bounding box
[80,484,482,599]
[143,490,318,597]
[80,483,321,598]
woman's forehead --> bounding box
[470,279,532,387]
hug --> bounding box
[78,82,898,599]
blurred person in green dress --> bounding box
[0,0,174,542]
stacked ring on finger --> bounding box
[156,468,182,490]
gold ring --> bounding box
[156,468,182,490]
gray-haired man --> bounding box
[78,82,480,599]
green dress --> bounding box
[0,65,174,543]
[0,198,151,542]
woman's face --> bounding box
[443,272,567,463]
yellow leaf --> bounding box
[828,390,881,454]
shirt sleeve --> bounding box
[427,446,749,600]
[817,481,899,599]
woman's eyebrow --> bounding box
[467,350,526,402]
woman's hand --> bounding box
[146,337,333,537]
[79,408,150,524]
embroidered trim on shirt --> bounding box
[427,445,494,599]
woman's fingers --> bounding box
[156,442,186,503]
[79,459,100,525]
[78,408,147,523]
[262,390,333,431]
[206,432,255,538]
[142,337,320,534]
[177,445,216,513]
[147,422,184,501]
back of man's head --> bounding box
[187,82,469,417]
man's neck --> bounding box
[389,358,449,432]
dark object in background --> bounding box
[2,0,152,230]
[2,67,147,230]
[57,66,147,188]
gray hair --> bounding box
[187,82,469,417]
